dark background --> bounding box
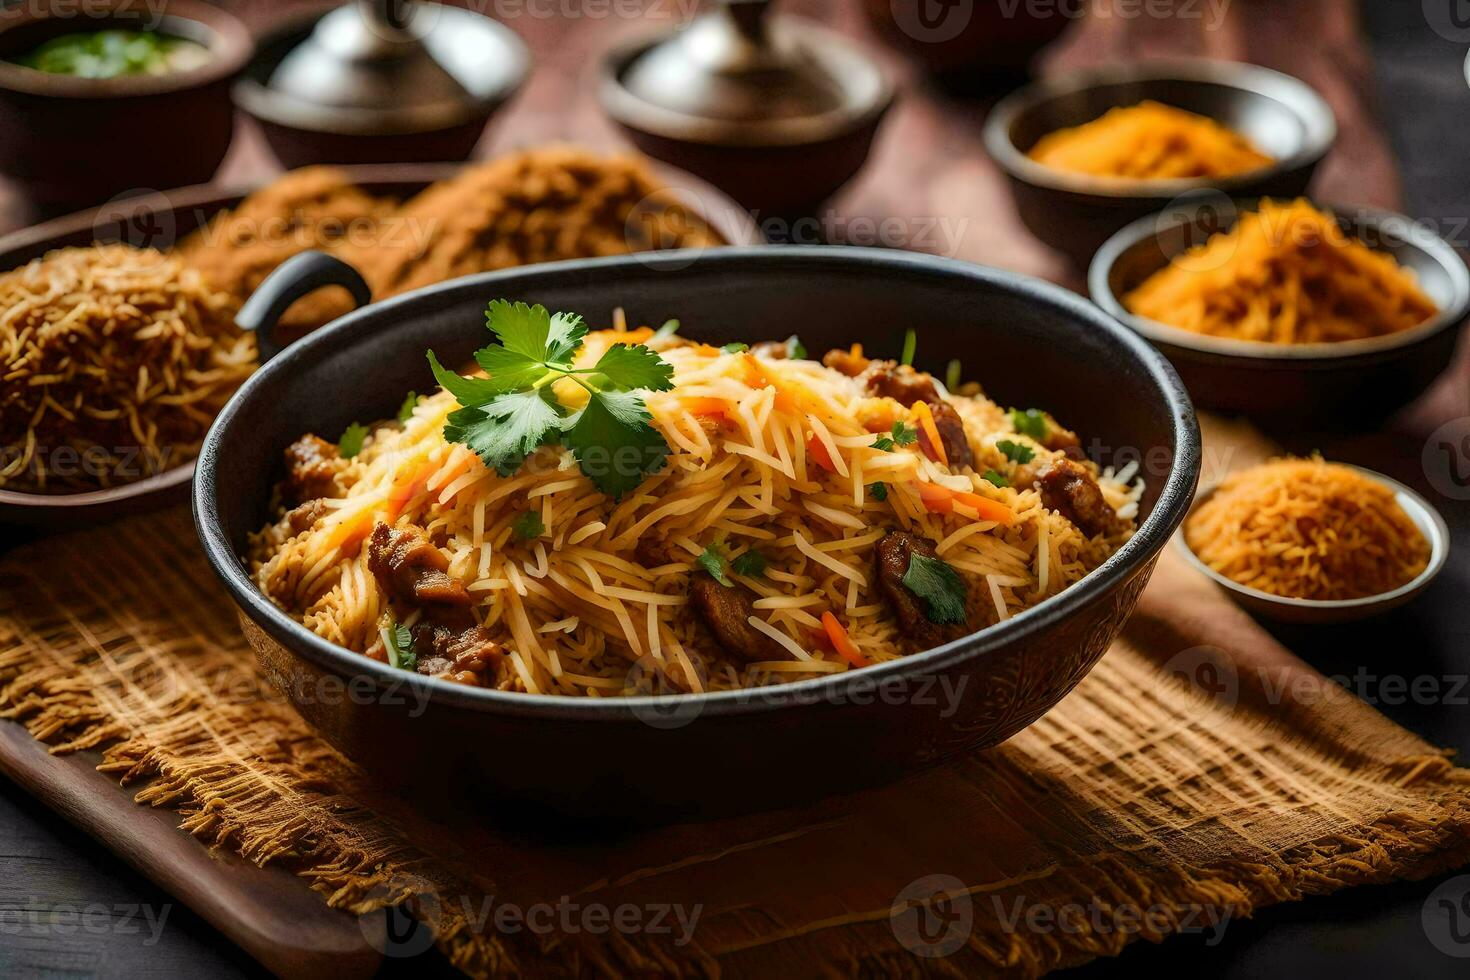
[4,1,1470,977]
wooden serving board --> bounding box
[0,720,384,980]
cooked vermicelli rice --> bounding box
[249,325,1142,695]
[0,244,254,492]
[1184,457,1430,600]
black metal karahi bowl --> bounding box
[193,246,1200,821]
[1089,197,1470,424]
[984,59,1336,266]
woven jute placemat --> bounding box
[2,419,1468,976]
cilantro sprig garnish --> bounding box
[397,392,422,422]
[902,553,967,625]
[1009,408,1049,441]
[338,422,368,458]
[982,469,1009,488]
[731,549,768,578]
[868,481,888,502]
[428,300,676,498]
[696,542,732,586]
[996,439,1035,464]
[512,511,545,541]
[385,622,416,672]
[872,420,919,452]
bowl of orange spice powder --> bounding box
[1179,458,1447,624]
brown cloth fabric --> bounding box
[2,421,1468,977]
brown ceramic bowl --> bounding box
[1089,198,1470,424]
[861,0,1071,84]
[0,0,252,214]
[233,9,529,169]
[984,59,1336,265]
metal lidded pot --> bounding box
[234,0,529,167]
[600,0,894,216]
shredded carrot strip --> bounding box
[806,433,836,472]
[914,482,1015,525]
[821,611,869,668]
[911,401,948,466]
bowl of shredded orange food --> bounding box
[1091,197,1470,421]
[1179,458,1446,624]
[984,60,1335,264]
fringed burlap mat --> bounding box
[2,420,1468,977]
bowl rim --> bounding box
[1087,197,1470,362]
[983,58,1337,201]
[0,0,254,99]
[598,20,895,149]
[0,162,761,515]
[1174,463,1450,612]
[193,245,1202,721]
[231,7,530,137]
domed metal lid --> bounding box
[603,0,893,147]
[246,1,528,135]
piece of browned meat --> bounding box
[410,607,502,667]
[750,341,789,360]
[285,498,328,535]
[857,361,975,470]
[822,347,870,377]
[1036,458,1122,538]
[690,575,788,663]
[367,522,473,606]
[874,531,972,652]
[283,434,345,505]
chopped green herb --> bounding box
[900,328,917,367]
[429,300,675,498]
[996,439,1035,464]
[731,549,768,578]
[653,318,680,339]
[512,510,545,541]
[721,342,749,354]
[982,469,1010,488]
[868,481,889,501]
[385,622,416,672]
[891,420,918,446]
[902,553,968,625]
[945,359,962,392]
[785,335,807,360]
[696,542,732,586]
[338,422,369,458]
[397,391,422,422]
[1009,407,1049,441]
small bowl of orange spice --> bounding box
[984,60,1335,264]
[1090,196,1470,422]
[1178,458,1447,624]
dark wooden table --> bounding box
[3,2,1470,977]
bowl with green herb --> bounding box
[0,0,252,212]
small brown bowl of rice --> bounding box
[1177,458,1449,624]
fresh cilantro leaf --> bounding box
[428,349,504,405]
[945,359,962,391]
[654,318,680,339]
[593,343,676,392]
[891,421,918,446]
[397,392,422,422]
[982,469,1009,488]
[720,342,749,354]
[696,542,732,586]
[785,335,807,360]
[338,422,368,458]
[868,481,888,501]
[872,436,895,451]
[473,345,548,393]
[902,553,968,625]
[901,328,917,367]
[996,439,1035,464]
[445,388,561,476]
[483,299,587,365]
[731,549,767,578]
[385,622,416,672]
[563,389,669,498]
[1009,408,1049,441]
[512,510,545,541]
